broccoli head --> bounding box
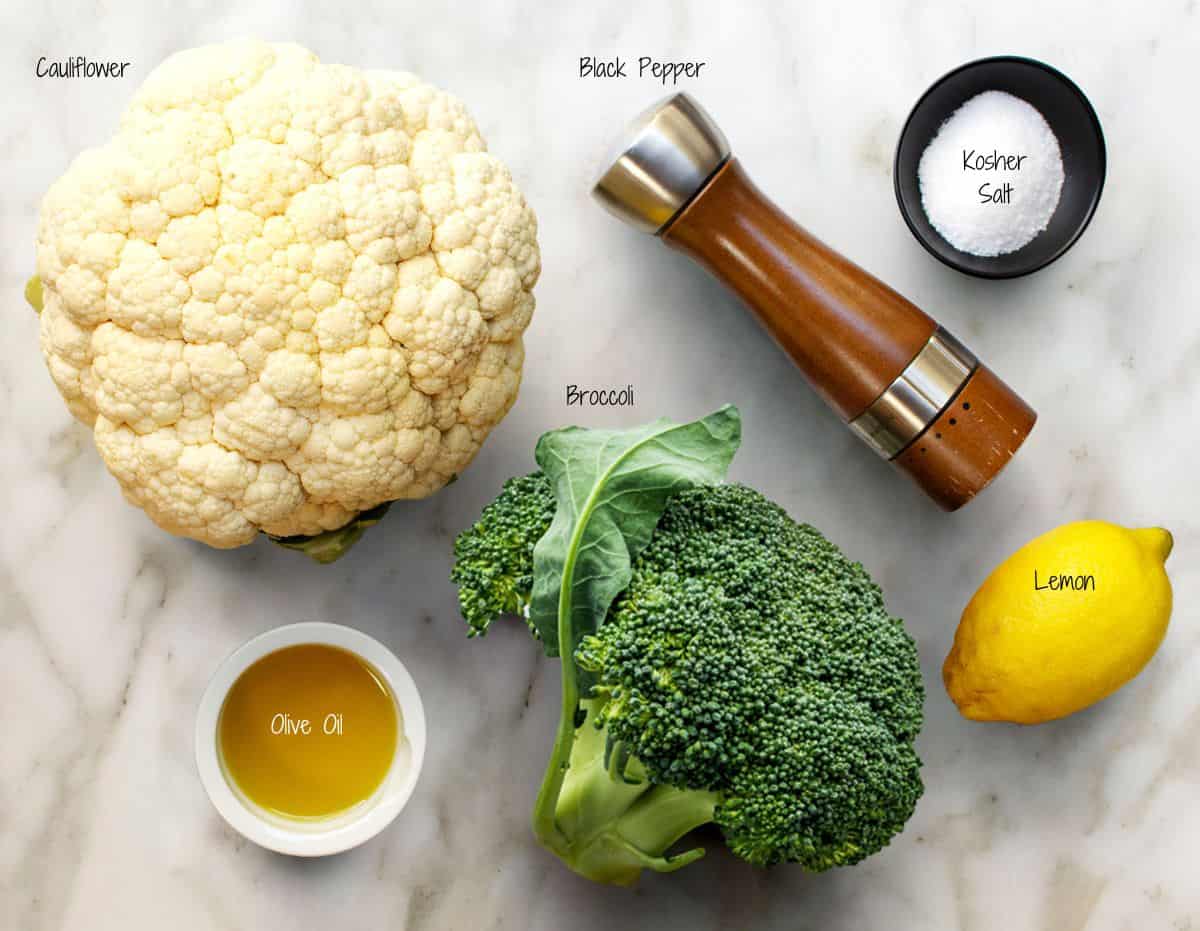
[453,472,924,884]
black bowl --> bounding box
[894,56,1105,279]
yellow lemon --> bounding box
[944,521,1173,724]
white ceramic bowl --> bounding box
[195,622,426,856]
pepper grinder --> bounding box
[593,93,1036,511]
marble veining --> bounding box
[3,1,1199,928]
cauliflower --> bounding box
[32,40,539,559]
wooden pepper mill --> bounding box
[593,93,1036,511]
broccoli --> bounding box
[452,469,925,885]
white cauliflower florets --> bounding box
[35,40,539,549]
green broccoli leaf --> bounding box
[529,405,742,656]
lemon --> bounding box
[943,521,1173,724]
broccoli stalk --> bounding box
[546,699,718,885]
[529,534,589,852]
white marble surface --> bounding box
[4,1,1200,928]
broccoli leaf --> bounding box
[529,405,742,656]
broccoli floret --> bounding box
[580,484,924,870]
[453,476,924,884]
[451,473,555,637]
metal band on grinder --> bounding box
[849,328,977,460]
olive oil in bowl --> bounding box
[218,643,399,819]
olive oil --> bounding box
[218,643,399,819]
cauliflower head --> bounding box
[34,40,539,554]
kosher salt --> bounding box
[918,90,1064,257]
